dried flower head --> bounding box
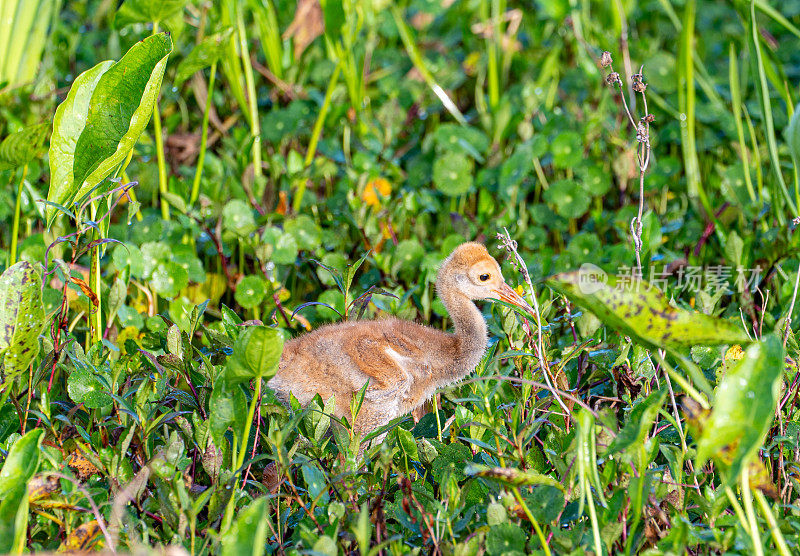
[631,72,647,93]
[606,72,620,86]
[600,51,613,67]
[643,114,655,123]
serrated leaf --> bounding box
[0,262,45,376]
[46,33,173,226]
[696,334,784,484]
[545,268,751,351]
[0,123,49,170]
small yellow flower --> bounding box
[362,177,392,207]
[515,285,525,296]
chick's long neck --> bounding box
[435,265,488,383]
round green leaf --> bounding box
[260,227,299,265]
[235,275,266,309]
[172,245,205,282]
[544,179,590,218]
[433,151,473,196]
[67,368,113,410]
[486,522,526,556]
[551,131,582,169]
[223,199,257,236]
[112,243,144,277]
[431,442,472,483]
[150,262,189,298]
[578,164,611,197]
[284,215,322,251]
[140,241,170,279]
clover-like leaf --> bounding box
[433,151,473,196]
[235,275,267,309]
[544,179,591,219]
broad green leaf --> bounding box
[394,426,418,461]
[0,262,45,376]
[301,464,330,503]
[0,429,41,554]
[608,388,667,454]
[0,123,48,170]
[464,463,565,490]
[46,33,173,225]
[208,376,244,450]
[220,497,269,556]
[47,60,114,224]
[546,268,751,351]
[0,405,18,443]
[0,483,27,554]
[696,334,784,483]
[225,326,285,385]
[175,28,233,86]
[114,0,188,27]
[320,0,345,41]
[0,428,44,497]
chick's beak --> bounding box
[493,282,535,317]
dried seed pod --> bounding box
[606,72,620,85]
[600,51,613,67]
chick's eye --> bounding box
[479,273,490,282]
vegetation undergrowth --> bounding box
[1,0,800,554]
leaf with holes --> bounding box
[0,262,45,377]
[546,268,751,351]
